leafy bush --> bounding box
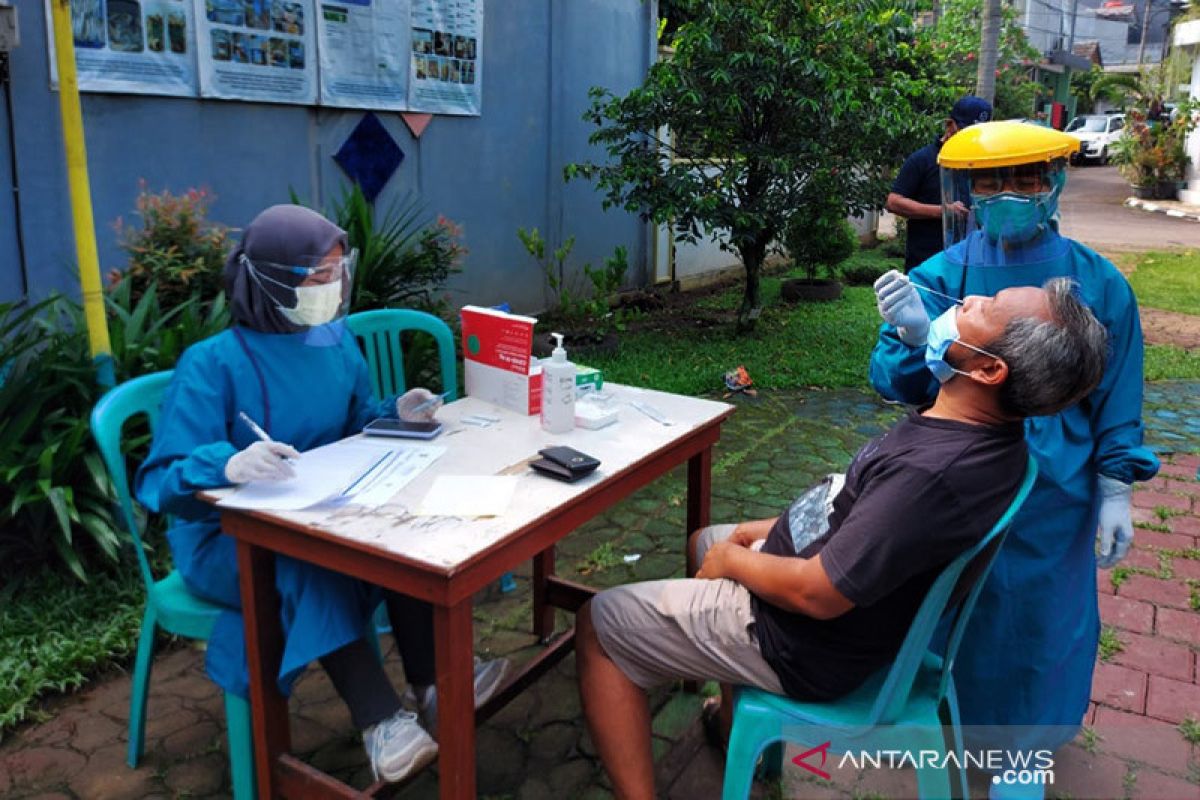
[110,183,231,311]
[322,184,466,313]
[0,278,229,583]
[519,228,628,329]
[0,299,120,582]
[840,252,898,286]
[785,202,858,281]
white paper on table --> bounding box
[345,443,446,507]
[217,438,442,511]
[416,475,517,517]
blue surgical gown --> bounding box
[134,322,391,697]
[868,236,1159,749]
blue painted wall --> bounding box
[2,0,656,313]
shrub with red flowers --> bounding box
[110,181,232,310]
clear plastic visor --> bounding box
[940,160,1066,253]
[239,248,357,326]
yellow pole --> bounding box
[48,0,114,387]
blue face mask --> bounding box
[974,192,1055,243]
[925,306,1002,384]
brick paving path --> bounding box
[1,385,1196,799]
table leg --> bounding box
[532,547,556,641]
[236,540,290,798]
[686,446,713,567]
[684,446,714,694]
[434,601,476,800]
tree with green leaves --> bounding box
[569,0,950,330]
[932,0,1039,120]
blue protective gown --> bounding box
[868,234,1159,749]
[135,322,391,697]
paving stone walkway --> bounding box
[1,383,1197,799]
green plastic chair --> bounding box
[346,308,458,402]
[723,456,1039,800]
[90,371,255,799]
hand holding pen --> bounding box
[396,388,448,422]
[224,412,301,484]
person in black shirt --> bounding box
[886,95,992,270]
[575,278,1108,800]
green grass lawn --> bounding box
[588,279,885,395]
[1127,250,1200,317]
[1145,344,1200,381]
[1,566,146,733]
[588,253,1200,393]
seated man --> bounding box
[575,278,1108,799]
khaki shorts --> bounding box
[589,524,784,693]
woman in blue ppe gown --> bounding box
[869,127,1159,772]
[134,205,503,782]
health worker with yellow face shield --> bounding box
[868,122,1159,797]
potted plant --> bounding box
[781,199,855,303]
[1111,106,1195,200]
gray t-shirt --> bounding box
[752,411,1027,701]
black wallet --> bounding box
[530,446,601,482]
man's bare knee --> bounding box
[688,528,705,564]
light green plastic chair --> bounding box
[346,307,479,625]
[723,456,1039,800]
[346,308,458,402]
[90,371,255,799]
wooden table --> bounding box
[212,384,733,799]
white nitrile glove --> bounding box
[1096,475,1134,569]
[396,387,442,422]
[873,269,930,347]
[224,440,300,484]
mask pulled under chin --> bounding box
[280,280,343,327]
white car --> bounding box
[1064,114,1125,165]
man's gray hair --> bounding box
[987,278,1108,418]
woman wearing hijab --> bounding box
[135,205,507,783]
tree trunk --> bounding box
[976,0,1002,105]
[736,237,767,332]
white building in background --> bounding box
[1172,19,1200,204]
[1013,0,1179,68]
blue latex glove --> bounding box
[1096,475,1133,569]
[874,270,930,346]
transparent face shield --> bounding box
[239,248,357,329]
[940,159,1069,267]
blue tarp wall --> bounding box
[0,0,657,312]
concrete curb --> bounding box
[1124,197,1200,222]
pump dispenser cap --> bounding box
[550,332,566,362]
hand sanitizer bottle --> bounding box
[541,332,576,433]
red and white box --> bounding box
[460,305,543,416]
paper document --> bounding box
[218,438,444,511]
[416,476,517,518]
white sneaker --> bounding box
[363,709,438,783]
[402,657,511,734]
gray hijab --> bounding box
[223,204,349,334]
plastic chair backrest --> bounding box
[865,454,1038,725]
[90,371,174,595]
[346,309,458,402]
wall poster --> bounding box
[317,0,411,109]
[407,0,481,116]
[193,0,318,104]
[49,0,199,96]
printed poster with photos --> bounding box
[318,0,411,109]
[193,0,317,104]
[407,0,481,116]
[47,0,199,96]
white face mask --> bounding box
[280,280,343,327]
